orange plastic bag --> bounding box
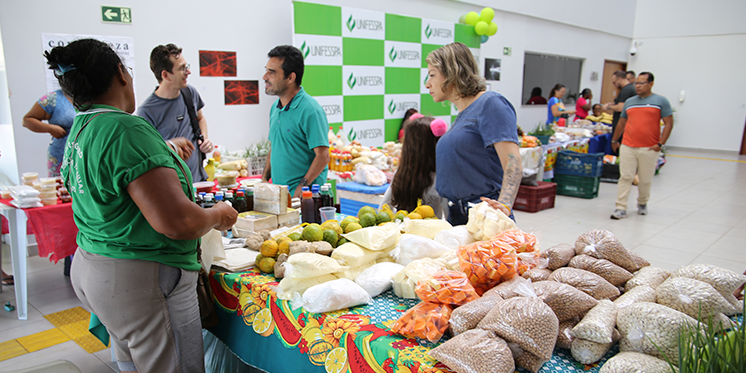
[415,270,480,306]
[458,240,518,294]
[494,230,538,253]
[390,302,453,342]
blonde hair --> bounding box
[426,42,486,98]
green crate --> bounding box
[554,174,600,199]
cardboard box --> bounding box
[254,183,288,215]
[233,211,278,234]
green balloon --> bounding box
[475,21,489,35]
[487,21,498,36]
[465,11,479,26]
[480,7,495,22]
[459,14,467,24]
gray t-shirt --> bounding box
[136,85,207,182]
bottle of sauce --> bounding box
[320,185,333,207]
[234,191,248,213]
[311,184,321,223]
[203,193,215,209]
[246,187,254,211]
[301,191,314,224]
[225,191,234,206]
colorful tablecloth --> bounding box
[208,268,619,373]
[0,198,78,263]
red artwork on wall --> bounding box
[199,50,237,77]
[224,80,259,105]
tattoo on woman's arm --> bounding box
[498,154,522,207]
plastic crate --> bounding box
[339,198,379,217]
[601,163,620,183]
[554,174,601,199]
[555,150,604,177]
[513,181,557,213]
[248,156,267,177]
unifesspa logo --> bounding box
[388,99,418,115]
[388,46,419,62]
[347,14,382,32]
[347,72,383,90]
[300,40,341,60]
[424,24,452,39]
[322,104,341,116]
[348,127,383,142]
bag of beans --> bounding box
[599,351,672,373]
[575,229,649,272]
[556,317,579,350]
[522,268,552,282]
[532,280,598,322]
[449,294,504,335]
[617,302,699,362]
[428,329,515,373]
[625,266,670,292]
[613,284,656,311]
[571,299,617,343]
[570,329,620,365]
[550,267,620,300]
[671,263,746,310]
[543,243,575,270]
[569,254,633,287]
[656,276,736,319]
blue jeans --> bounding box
[447,194,516,226]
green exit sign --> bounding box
[101,6,132,24]
[503,47,512,56]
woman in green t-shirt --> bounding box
[46,38,237,373]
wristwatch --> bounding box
[658,143,666,150]
[299,177,309,187]
[611,140,620,144]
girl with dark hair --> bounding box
[382,115,447,218]
[575,88,593,120]
[47,38,237,373]
[398,108,419,142]
[547,83,576,124]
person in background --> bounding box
[261,45,329,197]
[22,90,75,176]
[382,115,447,219]
[526,87,547,105]
[591,104,604,118]
[610,72,673,219]
[426,42,522,225]
[575,88,592,120]
[47,38,237,372]
[604,70,636,151]
[398,108,418,143]
[547,84,576,124]
[626,70,636,82]
[137,43,213,182]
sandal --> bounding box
[1,275,13,286]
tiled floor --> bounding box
[1,147,745,372]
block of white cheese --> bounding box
[254,183,289,215]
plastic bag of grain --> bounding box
[575,229,649,272]
[434,225,476,250]
[671,263,746,309]
[415,270,480,306]
[543,243,575,270]
[570,329,620,365]
[556,318,579,349]
[429,329,514,373]
[483,276,530,299]
[354,262,405,297]
[509,344,546,373]
[392,234,453,266]
[391,302,453,342]
[617,302,699,362]
[655,276,736,319]
[275,274,339,300]
[284,253,348,279]
[569,254,633,287]
[549,267,620,300]
[599,351,672,373]
[449,294,504,335]
[522,268,552,282]
[332,242,390,268]
[292,278,372,313]
[532,281,599,322]
[625,266,670,292]
[571,299,617,343]
[404,218,453,239]
[613,284,656,311]
[342,222,400,251]
[478,282,559,361]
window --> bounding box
[522,52,583,105]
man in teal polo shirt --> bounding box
[261,45,329,198]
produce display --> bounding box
[390,302,453,342]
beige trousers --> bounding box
[615,144,660,211]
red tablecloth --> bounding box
[0,199,78,263]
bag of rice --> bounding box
[625,266,670,292]
[671,263,746,309]
[391,302,453,342]
[617,302,699,362]
[613,284,656,311]
[570,329,620,365]
[342,222,400,251]
[284,253,348,279]
[571,299,617,343]
[575,229,649,272]
[449,294,504,335]
[466,201,517,241]
[354,262,404,297]
[292,278,372,313]
[434,225,476,250]
[392,258,447,299]
[532,280,599,322]
[599,351,672,373]
[655,276,736,319]
[428,329,514,373]
[392,234,453,266]
[543,243,575,270]
[549,267,620,300]
[569,254,633,287]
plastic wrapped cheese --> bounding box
[333,261,377,281]
[275,274,338,300]
[391,234,453,265]
[404,218,453,239]
[284,253,348,279]
[332,242,388,267]
[342,222,400,251]
[466,202,517,241]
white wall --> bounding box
[631,0,746,151]
[0,0,634,179]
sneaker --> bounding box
[610,209,627,220]
[638,204,648,215]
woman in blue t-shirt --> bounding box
[425,42,522,225]
[22,90,76,176]
[547,83,576,124]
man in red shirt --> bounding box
[610,72,674,219]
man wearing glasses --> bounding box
[137,43,213,182]
[610,72,673,220]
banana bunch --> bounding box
[217,159,250,177]
[586,112,613,124]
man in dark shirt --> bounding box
[603,70,636,150]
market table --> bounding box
[0,199,78,320]
[207,268,619,373]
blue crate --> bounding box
[555,150,604,177]
[339,198,379,217]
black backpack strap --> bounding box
[180,87,202,143]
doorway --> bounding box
[600,60,627,105]
[741,116,746,155]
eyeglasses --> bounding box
[634,81,650,86]
[178,64,191,73]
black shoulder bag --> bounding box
[180,87,206,166]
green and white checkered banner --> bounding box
[293,1,481,147]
